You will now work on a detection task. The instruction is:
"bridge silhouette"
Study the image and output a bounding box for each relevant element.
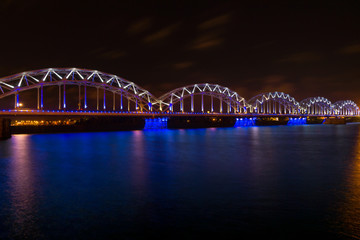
[0,68,358,117]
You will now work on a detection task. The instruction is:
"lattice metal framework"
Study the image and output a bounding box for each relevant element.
[333,100,359,116]
[0,68,157,111]
[248,92,301,114]
[156,83,247,113]
[300,97,334,115]
[0,68,359,116]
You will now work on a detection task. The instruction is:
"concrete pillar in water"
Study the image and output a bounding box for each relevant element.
[0,118,11,139]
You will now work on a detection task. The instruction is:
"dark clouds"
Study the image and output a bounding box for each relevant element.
[0,0,359,103]
[143,23,180,43]
[279,52,322,63]
[173,62,194,70]
[128,18,152,35]
[340,44,360,55]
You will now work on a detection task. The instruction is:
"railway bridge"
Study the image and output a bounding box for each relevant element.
[0,68,358,137]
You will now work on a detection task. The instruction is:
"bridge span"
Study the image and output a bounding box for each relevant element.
[0,109,342,118]
[0,68,358,137]
[0,68,358,116]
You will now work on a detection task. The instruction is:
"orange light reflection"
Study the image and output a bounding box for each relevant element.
[9,134,40,238]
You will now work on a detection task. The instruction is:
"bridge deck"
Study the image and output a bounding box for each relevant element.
[0,109,347,118]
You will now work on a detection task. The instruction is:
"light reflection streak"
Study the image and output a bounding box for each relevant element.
[336,128,360,239]
[130,130,148,196]
[9,134,40,238]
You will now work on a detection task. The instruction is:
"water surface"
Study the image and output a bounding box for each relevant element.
[1,124,360,239]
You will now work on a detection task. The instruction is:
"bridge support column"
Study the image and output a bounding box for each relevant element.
[279,103,281,114]
[273,100,276,114]
[14,91,18,109]
[191,95,194,112]
[103,88,106,110]
[58,85,61,110]
[96,87,99,111]
[120,92,123,110]
[201,94,204,113]
[128,99,130,111]
[78,85,81,110]
[41,84,44,109]
[113,91,115,111]
[220,97,222,113]
[63,83,66,109]
[38,87,41,110]
[170,95,173,112]
[211,96,213,112]
[180,98,183,112]
[84,85,87,109]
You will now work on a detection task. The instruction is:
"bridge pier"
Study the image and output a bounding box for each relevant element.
[323,117,346,124]
[306,116,326,124]
[167,116,236,129]
[255,116,289,126]
[0,118,11,139]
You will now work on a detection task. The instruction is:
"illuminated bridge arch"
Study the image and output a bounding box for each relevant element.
[248,92,301,115]
[300,97,334,115]
[156,83,247,113]
[333,100,359,116]
[0,68,157,111]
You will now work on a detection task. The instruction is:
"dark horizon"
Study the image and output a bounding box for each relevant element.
[0,0,359,101]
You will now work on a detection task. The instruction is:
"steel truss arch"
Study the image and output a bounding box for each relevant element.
[156,83,247,113]
[0,68,157,111]
[300,97,334,115]
[248,92,301,114]
[0,68,359,116]
[333,100,359,116]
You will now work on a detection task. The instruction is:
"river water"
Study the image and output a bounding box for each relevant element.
[0,124,360,239]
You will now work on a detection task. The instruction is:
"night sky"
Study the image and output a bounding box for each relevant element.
[0,0,359,102]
